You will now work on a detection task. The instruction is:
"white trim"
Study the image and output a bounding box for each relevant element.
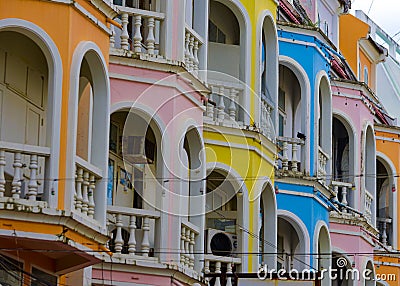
[67,41,110,228]
[0,18,63,209]
[256,9,279,128]
[279,55,311,173]
[206,162,251,270]
[376,152,398,249]
[315,70,332,183]
[376,136,400,143]
[277,209,311,267]
[211,0,252,124]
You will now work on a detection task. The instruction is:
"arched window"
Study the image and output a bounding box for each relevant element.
[364,66,369,85]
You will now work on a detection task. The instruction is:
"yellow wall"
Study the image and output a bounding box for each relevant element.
[204,0,278,272]
[339,14,369,76]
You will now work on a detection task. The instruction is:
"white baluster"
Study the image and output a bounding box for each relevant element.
[11,152,22,199]
[146,17,155,55]
[214,261,222,286]
[75,168,83,211]
[228,88,238,121]
[141,216,150,256]
[181,226,186,266]
[189,231,195,269]
[133,15,143,53]
[381,221,387,246]
[128,215,137,254]
[88,174,95,218]
[185,228,190,266]
[226,263,233,286]
[207,86,217,120]
[184,32,191,68]
[204,260,210,285]
[189,36,195,71]
[0,150,5,198]
[120,13,129,50]
[81,171,89,215]
[27,154,38,201]
[193,39,200,72]
[114,214,124,254]
[217,86,225,122]
[333,185,339,205]
[110,24,115,48]
[291,143,299,172]
[341,186,348,212]
[265,104,272,138]
[282,142,289,172]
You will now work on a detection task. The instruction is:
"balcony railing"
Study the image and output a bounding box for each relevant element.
[111,6,165,57]
[276,136,305,174]
[0,141,50,211]
[205,80,244,127]
[180,221,200,270]
[107,205,160,260]
[74,156,103,219]
[317,146,329,182]
[364,190,373,222]
[184,25,204,76]
[331,181,352,211]
[260,99,275,141]
[204,255,241,286]
[377,217,392,247]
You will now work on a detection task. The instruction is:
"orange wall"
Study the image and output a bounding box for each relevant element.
[339,14,369,75]
[360,50,372,83]
[376,129,400,248]
[0,0,110,210]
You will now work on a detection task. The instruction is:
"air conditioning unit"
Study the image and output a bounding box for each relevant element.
[205,229,238,257]
[122,136,153,164]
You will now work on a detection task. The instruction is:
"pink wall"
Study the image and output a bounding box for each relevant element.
[93,269,177,286]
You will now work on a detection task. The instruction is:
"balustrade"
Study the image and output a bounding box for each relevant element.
[74,156,103,219]
[0,141,50,209]
[107,205,160,258]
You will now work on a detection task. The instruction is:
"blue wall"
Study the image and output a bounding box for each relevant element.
[278,30,332,176]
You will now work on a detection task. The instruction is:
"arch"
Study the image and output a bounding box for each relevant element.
[258,179,277,268]
[315,70,332,183]
[208,0,252,124]
[67,41,110,226]
[376,152,398,248]
[331,250,356,286]
[256,10,279,128]
[277,209,311,268]
[205,162,250,268]
[0,18,63,209]
[363,259,375,286]
[332,111,358,208]
[279,55,311,173]
[364,123,376,225]
[313,221,331,286]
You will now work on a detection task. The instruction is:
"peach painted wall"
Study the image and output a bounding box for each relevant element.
[339,14,369,75]
[0,0,110,210]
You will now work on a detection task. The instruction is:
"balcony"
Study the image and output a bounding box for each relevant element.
[331,181,353,211]
[180,221,200,271]
[377,217,392,247]
[204,80,244,128]
[276,136,305,176]
[111,6,165,58]
[0,141,50,211]
[260,99,275,141]
[73,156,104,220]
[107,205,160,264]
[204,255,241,286]
[317,146,329,184]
